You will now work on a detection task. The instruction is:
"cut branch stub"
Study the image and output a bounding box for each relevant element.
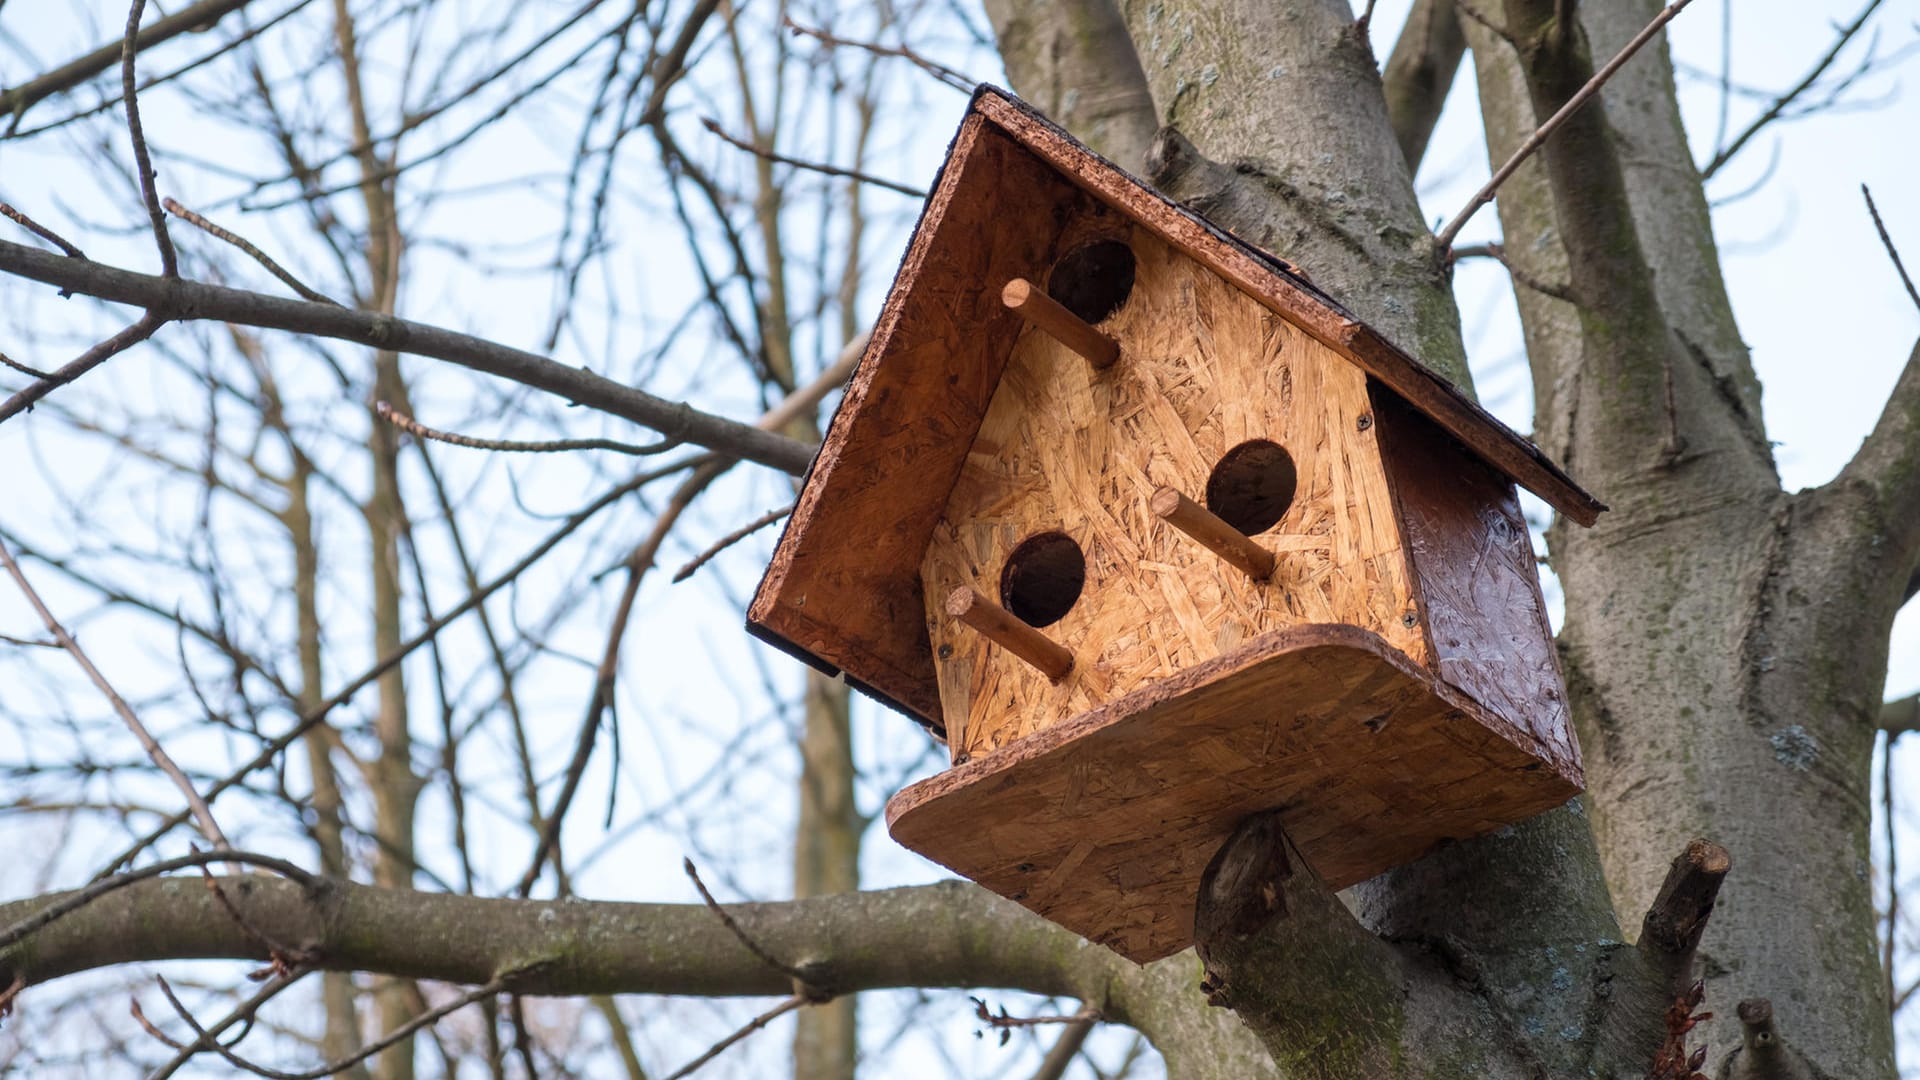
[1641,838,1731,957]
[1001,278,1120,369]
[946,586,1074,681]
[1151,486,1277,581]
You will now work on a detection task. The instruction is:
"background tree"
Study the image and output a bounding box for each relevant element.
[0,0,1915,1077]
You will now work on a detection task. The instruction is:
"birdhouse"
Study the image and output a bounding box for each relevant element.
[748,88,1605,963]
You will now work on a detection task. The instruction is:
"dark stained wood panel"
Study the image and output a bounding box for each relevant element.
[886,625,1581,963]
[748,115,1105,729]
[1371,387,1583,774]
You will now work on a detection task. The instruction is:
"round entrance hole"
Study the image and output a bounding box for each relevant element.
[999,531,1087,628]
[1046,239,1137,324]
[1206,439,1298,535]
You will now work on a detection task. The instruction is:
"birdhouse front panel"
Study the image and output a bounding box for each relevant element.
[920,219,1427,761]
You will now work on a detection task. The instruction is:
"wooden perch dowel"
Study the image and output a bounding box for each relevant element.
[1151,486,1276,581]
[1001,278,1119,369]
[946,586,1074,681]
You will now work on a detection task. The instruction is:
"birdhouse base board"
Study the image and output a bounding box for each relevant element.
[884,625,1579,963]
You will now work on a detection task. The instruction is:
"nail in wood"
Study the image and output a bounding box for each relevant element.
[1001,278,1120,369]
[1151,486,1277,582]
[946,586,1075,681]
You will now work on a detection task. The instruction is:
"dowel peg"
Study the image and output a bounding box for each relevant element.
[1001,278,1120,369]
[946,586,1075,682]
[1151,486,1277,582]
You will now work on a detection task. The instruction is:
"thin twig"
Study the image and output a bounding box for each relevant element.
[91,458,705,877]
[155,964,544,1080]
[0,353,59,381]
[1453,0,1513,43]
[684,858,810,985]
[0,539,229,852]
[0,309,164,420]
[1451,242,1575,301]
[145,966,307,1079]
[375,400,675,455]
[122,0,178,277]
[1701,0,1885,179]
[1863,184,1920,315]
[1887,730,1900,1016]
[661,995,807,1080]
[1028,1003,1101,1080]
[0,203,85,258]
[1356,0,1381,42]
[1435,0,1700,253]
[162,197,338,304]
[700,118,926,197]
[672,502,793,583]
[782,17,973,92]
[973,997,1104,1031]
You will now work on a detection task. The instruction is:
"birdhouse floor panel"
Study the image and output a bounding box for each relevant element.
[884,624,1579,963]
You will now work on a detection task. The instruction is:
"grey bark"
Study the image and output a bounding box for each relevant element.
[1462,1,1902,1075]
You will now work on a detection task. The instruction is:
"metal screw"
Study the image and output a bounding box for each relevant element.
[1357,414,1373,431]
[1402,612,1418,628]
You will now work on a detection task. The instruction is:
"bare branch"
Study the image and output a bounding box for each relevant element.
[122,0,179,277]
[782,17,974,93]
[671,502,793,583]
[661,995,807,1080]
[0,202,86,259]
[0,539,229,851]
[1452,241,1575,301]
[0,0,258,128]
[1434,0,1700,253]
[700,117,927,198]
[1027,1004,1100,1080]
[0,240,816,474]
[1637,839,1731,991]
[1382,0,1466,172]
[375,401,675,456]
[1863,185,1920,315]
[1885,693,1919,735]
[162,197,338,304]
[0,309,165,419]
[1700,0,1887,179]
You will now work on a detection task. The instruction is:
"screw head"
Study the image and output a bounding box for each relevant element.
[1357,414,1373,431]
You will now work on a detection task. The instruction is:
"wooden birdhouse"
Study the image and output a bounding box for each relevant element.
[748,88,1605,963]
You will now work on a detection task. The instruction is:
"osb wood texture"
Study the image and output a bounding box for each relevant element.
[922,220,1426,761]
[886,625,1582,963]
[748,114,1107,729]
[971,91,1603,527]
[1373,388,1583,775]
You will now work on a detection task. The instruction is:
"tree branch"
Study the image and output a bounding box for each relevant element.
[981,0,1158,172]
[0,239,816,475]
[1884,693,1919,735]
[1835,338,1920,601]
[1382,0,1466,173]
[0,0,258,129]
[1637,838,1732,992]
[0,877,1078,1010]
[1434,0,1698,253]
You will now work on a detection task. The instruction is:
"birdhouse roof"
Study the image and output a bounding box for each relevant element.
[748,86,1603,737]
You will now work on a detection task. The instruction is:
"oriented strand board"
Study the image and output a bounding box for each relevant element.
[885,625,1581,963]
[1372,387,1583,775]
[920,222,1425,759]
[970,90,1604,528]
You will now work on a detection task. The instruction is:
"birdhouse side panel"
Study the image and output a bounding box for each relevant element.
[921,223,1428,761]
[1372,388,1582,779]
[749,116,1114,727]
